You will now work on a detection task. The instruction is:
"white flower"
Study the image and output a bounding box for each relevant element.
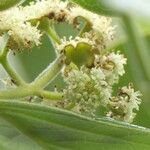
[90,68,112,106]
[0,7,42,50]
[22,0,70,21]
[107,84,142,123]
[57,36,96,52]
[63,67,112,115]
[0,0,114,51]
[95,52,127,84]
[69,5,115,49]
[8,22,41,50]
[107,52,127,76]
[0,0,70,50]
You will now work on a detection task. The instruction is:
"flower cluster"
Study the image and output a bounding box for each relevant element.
[0,7,41,50]
[107,84,142,123]
[0,0,142,123]
[69,6,115,50]
[63,67,111,115]
[59,37,129,117]
[0,0,114,51]
[47,1,140,122]
[60,41,141,122]
[53,21,141,123]
[94,52,127,85]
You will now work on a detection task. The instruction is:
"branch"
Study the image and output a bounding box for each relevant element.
[46,24,61,45]
[0,86,34,99]
[0,85,63,100]
[0,34,26,86]
[36,90,63,100]
[32,55,63,88]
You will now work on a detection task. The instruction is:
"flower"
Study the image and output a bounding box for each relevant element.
[0,0,70,50]
[57,36,96,52]
[107,84,142,123]
[95,52,127,85]
[0,0,114,51]
[22,0,70,22]
[0,0,142,123]
[69,6,115,50]
[0,7,42,50]
[63,67,112,115]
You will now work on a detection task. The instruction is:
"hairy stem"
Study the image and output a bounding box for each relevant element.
[0,34,26,86]
[1,58,26,86]
[0,85,63,100]
[36,90,63,100]
[47,24,61,45]
[32,55,63,88]
[0,32,64,101]
[0,86,34,99]
[39,18,61,45]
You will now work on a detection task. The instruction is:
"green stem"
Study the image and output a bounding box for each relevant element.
[32,55,63,88]
[0,86,35,99]
[39,17,61,46]
[0,50,26,86]
[0,33,26,86]
[47,25,61,45]
[0,85,63,100]
[122,15,150,81]
[36,90,63,100]
[79,22,92,36]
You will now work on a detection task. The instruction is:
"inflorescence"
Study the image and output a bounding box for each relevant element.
[0,0,142,123]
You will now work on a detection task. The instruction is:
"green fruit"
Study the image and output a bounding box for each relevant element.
[64,44,75,65]
[64,42,95,68]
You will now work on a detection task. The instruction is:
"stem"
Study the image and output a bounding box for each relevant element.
[0,33,26,86]
[47,25,61,45]
[39,18,61,45]
[0,32,64,101]
[0,86,35,99]
[122,15,150,81]
[0,84,63,100]
[79,22,92,36]
[36,90,63,100]
[0,49,26,86]
[32,55,63,88]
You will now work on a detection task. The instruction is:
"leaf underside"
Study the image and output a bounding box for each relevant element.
[0,100,149,150]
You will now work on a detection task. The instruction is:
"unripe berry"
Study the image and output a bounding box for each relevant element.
[64,42,94,68]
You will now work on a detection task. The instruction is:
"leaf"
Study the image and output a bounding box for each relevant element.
[0,100,150,150]
[71,0,150,20]
[70,0,113,15]
[0,0,26,11]
[0,117,43,150]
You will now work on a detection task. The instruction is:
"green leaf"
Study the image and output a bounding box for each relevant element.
[70,0,114,15]
[0,0,26,11]
[0,117,43,150]
[71,0,150,20]
[0,100,150,150]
